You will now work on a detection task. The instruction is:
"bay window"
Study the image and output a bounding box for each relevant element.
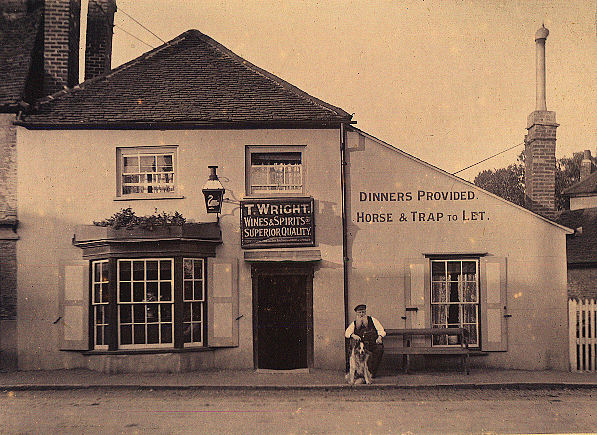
[90,257,205,350]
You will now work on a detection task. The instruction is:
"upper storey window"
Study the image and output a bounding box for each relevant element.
[246,146,304,195]
[117,146,177,198]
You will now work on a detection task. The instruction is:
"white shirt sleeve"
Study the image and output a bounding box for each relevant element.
[372,317,386,337]
[345,322,355,338]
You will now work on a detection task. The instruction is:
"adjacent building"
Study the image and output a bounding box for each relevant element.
[557,150,597,300]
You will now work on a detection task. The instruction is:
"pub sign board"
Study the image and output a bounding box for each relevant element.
[240,197,315,249]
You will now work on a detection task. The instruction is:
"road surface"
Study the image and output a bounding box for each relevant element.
[1,387,596,433]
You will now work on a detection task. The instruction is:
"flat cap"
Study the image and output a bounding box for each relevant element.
[354,304,367,312]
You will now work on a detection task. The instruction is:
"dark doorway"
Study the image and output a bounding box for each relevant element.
[252,265,313,370]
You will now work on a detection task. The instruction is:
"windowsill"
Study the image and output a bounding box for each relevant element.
[114,195,185,201]
[80,346,231,356]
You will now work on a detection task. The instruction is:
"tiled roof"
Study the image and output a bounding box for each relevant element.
[20,30,352,126]
[0,11,41,110]
[562,171,597,197]
[556,207,597,264]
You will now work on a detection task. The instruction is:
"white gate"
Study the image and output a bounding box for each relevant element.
[569,299,597,372]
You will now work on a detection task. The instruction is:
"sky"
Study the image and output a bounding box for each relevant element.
[107,0,596,181]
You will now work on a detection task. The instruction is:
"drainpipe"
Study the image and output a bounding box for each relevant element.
[340,123,350,330]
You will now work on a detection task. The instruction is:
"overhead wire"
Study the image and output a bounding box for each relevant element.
[113,25,156,49]
[452,142,524,175]
[117,7,167,44]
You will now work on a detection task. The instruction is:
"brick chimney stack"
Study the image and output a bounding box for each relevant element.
[580,150,595,181]
[43,0,81,95]
[84,0,116,80]
[524,25,558,219]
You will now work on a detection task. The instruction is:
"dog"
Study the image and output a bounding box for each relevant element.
[346,338,373,385]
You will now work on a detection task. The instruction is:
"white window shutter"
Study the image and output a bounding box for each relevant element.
[480,257,508,351]
[59,260,90,350]
[207,258,239,347]
[404,258,429,345]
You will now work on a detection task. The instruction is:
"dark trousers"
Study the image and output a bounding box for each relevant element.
[345,339,384,377]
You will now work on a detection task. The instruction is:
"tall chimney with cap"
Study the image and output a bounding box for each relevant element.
[580,150,595,181]
[524,25,558,219]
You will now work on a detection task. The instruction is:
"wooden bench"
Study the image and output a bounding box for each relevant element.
[384,328,470,374]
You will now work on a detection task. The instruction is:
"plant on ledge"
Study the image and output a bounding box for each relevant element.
[93,208,186,230]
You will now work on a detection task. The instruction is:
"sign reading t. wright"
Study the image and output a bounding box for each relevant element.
[241,198,315,249]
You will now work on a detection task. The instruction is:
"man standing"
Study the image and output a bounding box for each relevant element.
[345,304,386,377]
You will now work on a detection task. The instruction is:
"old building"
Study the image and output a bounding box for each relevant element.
[0,0,116,369]
[557,150,597,300]
[8,19,572,372]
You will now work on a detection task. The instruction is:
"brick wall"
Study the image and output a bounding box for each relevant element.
[0,114,17,322]
[525,111,558,219]
[0,115,17,222]
[0,240,17,321]
[43,0,81,95]
[84,0,116,80]
[568,267,597,300]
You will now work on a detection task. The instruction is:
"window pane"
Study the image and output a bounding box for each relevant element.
[160,261,172,280]
[463,305,477,323]
[133,261,144,281]
[147,282,158,302]
[194,260,203,279]
[448,263,461,284]
[183,259,193,279]
[94,263,101,283]
[462,261,476,277]
[95,305,104,325]
[194,282,203,301]
[147,324,159,344]
[146,261,158,281]
[448,304,460,325]
[184,281,193,301]
[123,156,138,173]
[133,305,145,323]
[251,152,301,164]
[133,282,144,302]
[96,326,103,345]
[192,302,202,321]
[140,155,156,172]
[94,284,101,304]
[160,282,172,301]
[432,305,447,326]
[431,261,446,282]
[120,325,132,345]
[464,324,478,345]
[161,324,172,343]
[119,261,131,281]
[157,154,173,172]
[122,174,140,184]
[120,305,132,324]
[146,305,158,323]
[448,281,460,302]
[462,282,477,302]
[432,282,446,303]
[119,282,131,302]
[134,325,145,344]
[160,304,172,322]
[183,303,191,323]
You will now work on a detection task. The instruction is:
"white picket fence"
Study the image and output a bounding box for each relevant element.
[569,298,597,372]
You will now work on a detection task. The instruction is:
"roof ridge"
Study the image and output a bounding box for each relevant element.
[33,30,194,109]
[191,30,352,120]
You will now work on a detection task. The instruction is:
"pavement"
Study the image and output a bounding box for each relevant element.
[1,368,597,391]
